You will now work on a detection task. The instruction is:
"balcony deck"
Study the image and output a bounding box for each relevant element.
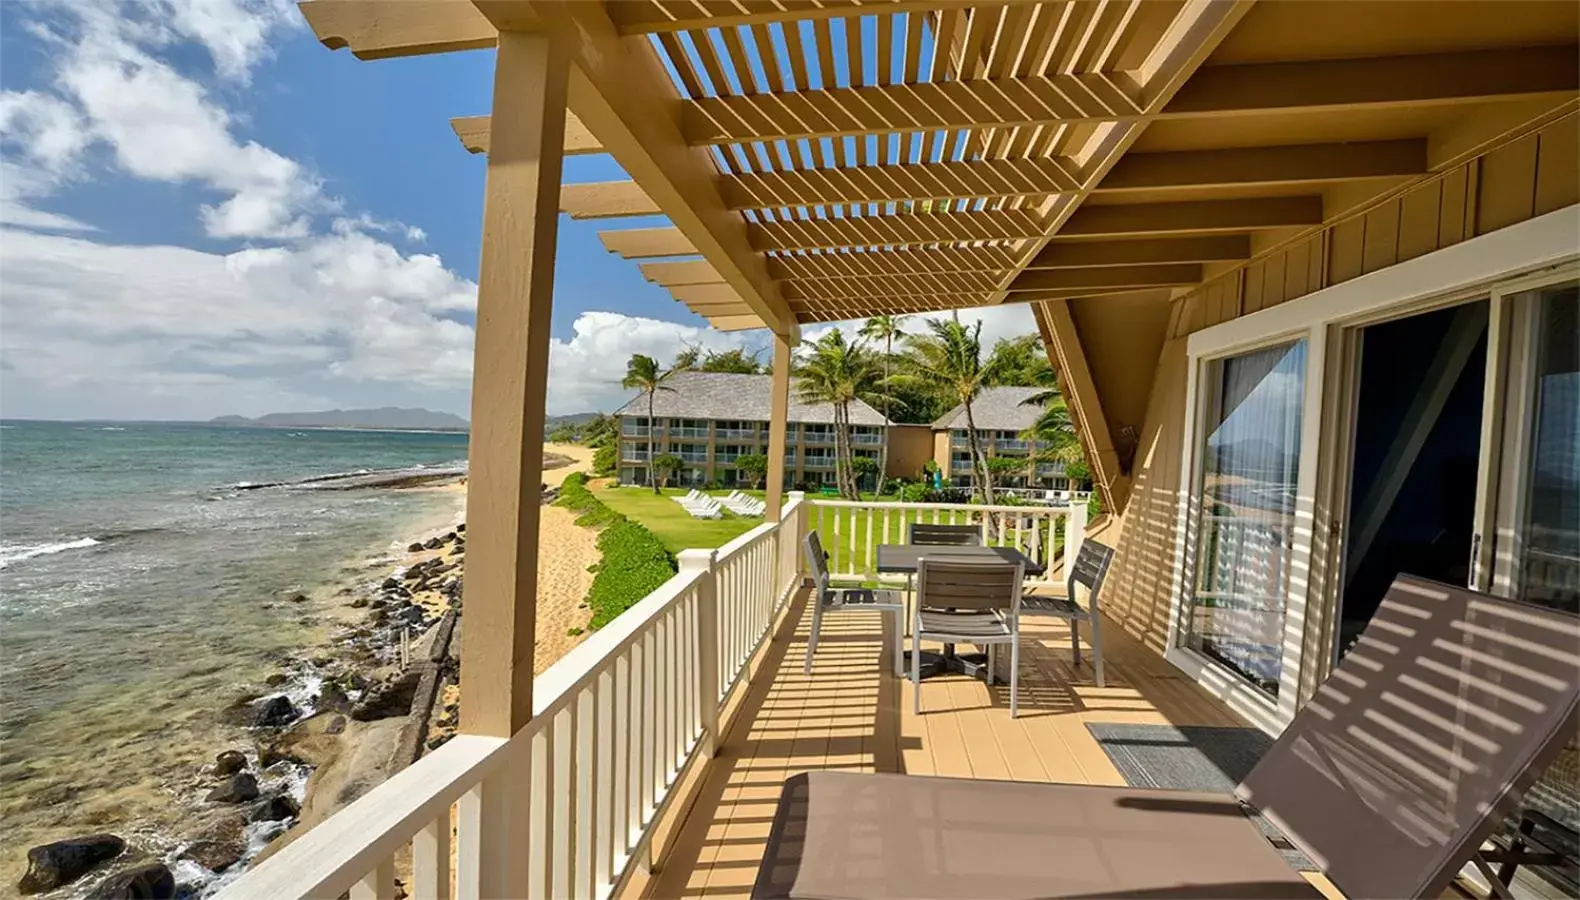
[635,587,1323,900]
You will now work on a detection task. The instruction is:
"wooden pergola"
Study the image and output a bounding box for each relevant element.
[295,4,1580,872]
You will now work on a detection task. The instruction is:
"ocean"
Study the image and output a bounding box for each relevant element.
[0,421,469,892]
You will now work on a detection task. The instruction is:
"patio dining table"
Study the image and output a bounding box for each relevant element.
[876,543,1044,680]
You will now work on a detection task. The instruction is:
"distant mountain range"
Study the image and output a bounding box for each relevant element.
[211,407,469,431]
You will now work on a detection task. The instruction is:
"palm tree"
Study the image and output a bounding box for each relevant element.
[621,354,672,494]
[899,317,998,504]
[1019,390,1085,487]
[859,315,906,495]
[794,331,889,499]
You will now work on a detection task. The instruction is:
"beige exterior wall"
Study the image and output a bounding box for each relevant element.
[1091,113,1580,656]
[884,424,933,479]
[931,429,952,477]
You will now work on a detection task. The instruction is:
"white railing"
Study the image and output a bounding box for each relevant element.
[805,498,1086,587]
[851,432,882,445]
[225,494,808,900]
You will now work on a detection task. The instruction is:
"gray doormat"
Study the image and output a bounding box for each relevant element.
[1086,723,1314,871]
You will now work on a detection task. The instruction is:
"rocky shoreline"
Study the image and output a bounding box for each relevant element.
[15,451,585,899]
[13,494,477,899]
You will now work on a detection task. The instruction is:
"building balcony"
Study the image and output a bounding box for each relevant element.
[716,428,759,440]
[800,431,835,445]
[621,424,651,436]
[997,438,1031,452]
[622,450,650,462]
[669,427,711,439]
[676,453,708,464]
[802,456,834,468]
[228,498,1265,900]
[851,432,882,445]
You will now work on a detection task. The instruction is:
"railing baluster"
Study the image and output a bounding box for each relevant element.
[411,813,451,900]
[574,684,597,899]
[611,652,631,874]
[640,628,657,822]
[351,858,396,900]
[864,505,876,581]
[550,708,573,900]
[832,508,842,574]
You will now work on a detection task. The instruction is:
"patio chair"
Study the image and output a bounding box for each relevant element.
[908,522,981,546]
[753,575,1580,900]
[911,557,1025,717]
[802,531,902,677]
[1019,538,1114,687]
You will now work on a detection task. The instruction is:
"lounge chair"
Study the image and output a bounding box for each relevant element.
[753,576,1580,900]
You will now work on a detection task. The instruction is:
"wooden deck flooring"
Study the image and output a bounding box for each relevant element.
[636,587,1274,899]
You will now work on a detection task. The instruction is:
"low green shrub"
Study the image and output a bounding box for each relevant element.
[556,473,677,628]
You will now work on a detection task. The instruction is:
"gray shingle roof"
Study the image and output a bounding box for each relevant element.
[614,371,889,426]
[931,386,1047,431]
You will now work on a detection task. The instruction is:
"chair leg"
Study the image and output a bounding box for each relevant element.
[1010,638,1020,718]
[1088,615,1105,688]
[803,601,822,675]
[891,610,902,677]
[1070,617,1082,668]
[986,643,996,686]
[911,628,922,715]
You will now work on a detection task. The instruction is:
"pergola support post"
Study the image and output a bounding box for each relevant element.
[764,328,798,522]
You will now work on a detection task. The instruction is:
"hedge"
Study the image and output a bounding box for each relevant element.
[557,473,677,628]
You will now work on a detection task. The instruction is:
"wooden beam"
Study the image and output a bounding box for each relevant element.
[1028,235,1249,269]
[710,314,771,332]
[1055,197,1324,239]
[1035,300,1128,513]
[559,181,660,219]
[524,0,796,335]
[1097,140,1428,193]
[298,0,496,60]
[749,209,1047,251]
[459,32,565,747]
[671,283,743,306]
[609,1,1038,36]
[599,226,698,258]
[779,263,1201,300]
[1163,46,1580,118]
[640,259,719,286]
[764,329,796,521]
[1012,263,1202,292]
[451,113,603,155]
[682,74,1140,146]
[720,157,1081,210]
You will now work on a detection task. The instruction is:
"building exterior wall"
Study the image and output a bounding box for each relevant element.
[1093,113,1580,660]
[884,424,933,479]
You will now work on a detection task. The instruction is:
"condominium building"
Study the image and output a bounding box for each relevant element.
[932,386,1070,491]
[614,372,931,488]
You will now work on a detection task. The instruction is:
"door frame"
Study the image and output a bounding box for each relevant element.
[1169,206,1579,734]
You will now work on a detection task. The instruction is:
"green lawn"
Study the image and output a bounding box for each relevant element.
[592,485,761,553]
[806,502,1067,578]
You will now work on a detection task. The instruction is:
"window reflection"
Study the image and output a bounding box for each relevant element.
[1186,340,1308,696]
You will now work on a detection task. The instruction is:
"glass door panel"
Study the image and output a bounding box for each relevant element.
[1516,283,1580,612]
[1185,339,1309,696]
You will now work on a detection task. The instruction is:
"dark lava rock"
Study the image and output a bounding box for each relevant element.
[381,577,400,590]
[350,597,369,609]
[205,772,259,804]
[263,672,288,686]
[423,537,442,550]
[456,523,465,533]
[250,695,298,728]
[213,750,247,777]
[315,681,352,714]
[325,714,347,735]
[442,531,457,543]
[370,598,387,610]
[89,863,174,899]
[408,542,425,553]
[351,670,420,721]
[17,834,125,895]
[397,606,426,626]
[182,838,242,873]
[216,693,262,726]
[287,593,309,604]
[256,742,301,769]
[247,793,301,824]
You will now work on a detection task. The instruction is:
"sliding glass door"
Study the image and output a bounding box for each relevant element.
[1183,340,1309,697]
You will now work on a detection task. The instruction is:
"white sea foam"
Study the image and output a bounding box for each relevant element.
[0,537,101,569]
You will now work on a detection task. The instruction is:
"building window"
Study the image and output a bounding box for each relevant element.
[1183,338,1308,697]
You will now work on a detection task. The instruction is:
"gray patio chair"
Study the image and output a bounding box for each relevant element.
[1020,538,1114,687]
[911,557,1025,717]
[907,522,982,546]
[802,531,902,677]
[754,575,1580,900]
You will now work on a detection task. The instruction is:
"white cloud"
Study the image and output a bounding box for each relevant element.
[0,225,480,418]
[801,305,1037,355]
[544,312,763,415]
[2,0,319,239]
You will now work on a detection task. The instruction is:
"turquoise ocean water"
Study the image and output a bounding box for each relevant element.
[0,421,469,888]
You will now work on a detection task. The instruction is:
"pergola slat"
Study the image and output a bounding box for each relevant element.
[599,227,699,258]
[749,209,1049,250]
[560,181,661,219]
[1054,197,1324,238]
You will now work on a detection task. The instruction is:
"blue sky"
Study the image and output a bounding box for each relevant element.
[0,0,1032,421]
